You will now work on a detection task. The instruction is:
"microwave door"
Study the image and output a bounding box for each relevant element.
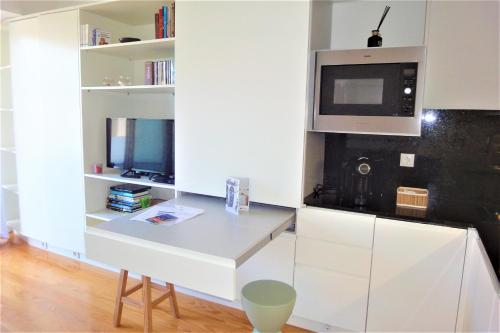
[319,63,404,117]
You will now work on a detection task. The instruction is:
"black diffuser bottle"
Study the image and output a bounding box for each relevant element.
[367,6,390,48]
[367,30,383,47]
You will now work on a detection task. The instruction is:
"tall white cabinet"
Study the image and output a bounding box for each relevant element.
[175,1,310,208]
[10,10,85,252]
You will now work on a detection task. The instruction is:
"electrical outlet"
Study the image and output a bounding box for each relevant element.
[400,153,415,167]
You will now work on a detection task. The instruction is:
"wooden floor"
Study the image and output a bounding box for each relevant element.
[1,237,309,332]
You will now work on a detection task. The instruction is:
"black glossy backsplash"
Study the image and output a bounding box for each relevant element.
[321,109,500,277]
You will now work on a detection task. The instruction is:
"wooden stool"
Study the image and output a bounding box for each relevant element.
[113,269,180,333]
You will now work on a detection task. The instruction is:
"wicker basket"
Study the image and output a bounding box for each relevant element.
[396,187,429,209]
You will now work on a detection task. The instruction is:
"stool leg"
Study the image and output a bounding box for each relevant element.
[167,282,180,318]
[113,269,128,327]
[142,276,153,333]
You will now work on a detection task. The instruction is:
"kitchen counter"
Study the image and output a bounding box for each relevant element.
[304,192,500,279]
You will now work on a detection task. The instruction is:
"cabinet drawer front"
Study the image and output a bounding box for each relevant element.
[294,264,369,332]
[85,229,236,300]
[298,207,375,248]
[296,237,372,278]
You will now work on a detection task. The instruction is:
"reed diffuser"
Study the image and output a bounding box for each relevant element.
[367,6,391,47]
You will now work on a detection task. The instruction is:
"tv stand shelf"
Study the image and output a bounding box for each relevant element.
[84,173,175,190]
[86,209,134,222]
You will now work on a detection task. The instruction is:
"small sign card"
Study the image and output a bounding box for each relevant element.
[225,177,250,214]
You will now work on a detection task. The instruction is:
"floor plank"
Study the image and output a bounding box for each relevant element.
[0,238,310,332]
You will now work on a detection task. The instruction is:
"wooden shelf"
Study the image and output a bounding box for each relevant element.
[82,85,174,94]
[80,38,175,60]
[0,147,16,154]
[2,184,19,195]
[0,65,11,71]
[84,173,175,190]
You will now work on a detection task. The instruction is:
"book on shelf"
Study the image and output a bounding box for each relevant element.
[108,193,152,204]
[80,24,111,46]
[110,183,151,194]
[107,184,152,214]
[108,198,142,208]
[155,3,175,39]
[80,24,94,47]
[145,61,153,85]
[146,59,175,86]
[107,203,142,213]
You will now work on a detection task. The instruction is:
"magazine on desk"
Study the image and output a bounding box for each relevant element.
[132,201,204,227]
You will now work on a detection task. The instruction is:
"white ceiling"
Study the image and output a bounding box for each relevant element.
[1,0,94,18]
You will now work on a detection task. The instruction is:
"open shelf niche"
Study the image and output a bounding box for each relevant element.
[79,2,176,226]
[0,22,20,236]
[84,176,174,225]
[79,2,175,89]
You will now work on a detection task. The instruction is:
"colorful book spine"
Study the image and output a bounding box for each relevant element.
[109,193,151,203]
[170,2,175,37]
[145,61,153,85]
[155,13,160,39]
[159,8,164,39]
[109,190,150,198]
[163,6,168,38]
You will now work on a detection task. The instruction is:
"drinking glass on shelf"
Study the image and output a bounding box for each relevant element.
[102,77,115,86]
[117,75,132,86]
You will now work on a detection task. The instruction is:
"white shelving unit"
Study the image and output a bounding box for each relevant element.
[82,84,174,94]
[80,2,176,227]
[81,37,175,59]
[86,209,129,222]
[0,22,20,238]
[0,147,16,154]
[85,173,175,190]
[2,184,19,195]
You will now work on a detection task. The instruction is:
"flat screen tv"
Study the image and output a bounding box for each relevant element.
[106,118,175,181]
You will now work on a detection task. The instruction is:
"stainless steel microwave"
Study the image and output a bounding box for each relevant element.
[313,46,426,136]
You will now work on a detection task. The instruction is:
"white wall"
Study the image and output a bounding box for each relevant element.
[330,0,427,50]
[175,1,310,208]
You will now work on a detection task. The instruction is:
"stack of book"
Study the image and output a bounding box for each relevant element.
[145,59,175,85]
[107,184,152,213]
[80,24,111,47]
[155,3,175,39]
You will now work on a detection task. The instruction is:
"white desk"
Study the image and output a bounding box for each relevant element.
[85,193,295,300]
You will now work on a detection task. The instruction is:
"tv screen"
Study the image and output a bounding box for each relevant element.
[106,118,175,176]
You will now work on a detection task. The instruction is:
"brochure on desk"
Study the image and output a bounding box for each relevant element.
[132,201,204,227]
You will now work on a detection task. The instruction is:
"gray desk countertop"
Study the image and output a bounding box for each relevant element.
[91,193,296,266]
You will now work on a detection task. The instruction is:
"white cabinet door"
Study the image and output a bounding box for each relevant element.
[37,11,85,253]
[424,1,500,110]
[175,1,310,207]
[10,17,49,243]
[294,264,369,332]
[456,229,499,333]
[10,11,84,252]
[236,232,295,300]
[367,218,467,332]
[294,208,374,331]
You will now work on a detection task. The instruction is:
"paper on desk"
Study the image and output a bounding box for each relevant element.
[132,201,204,226]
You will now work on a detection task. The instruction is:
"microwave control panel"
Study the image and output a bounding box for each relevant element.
[400,64,418,117]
